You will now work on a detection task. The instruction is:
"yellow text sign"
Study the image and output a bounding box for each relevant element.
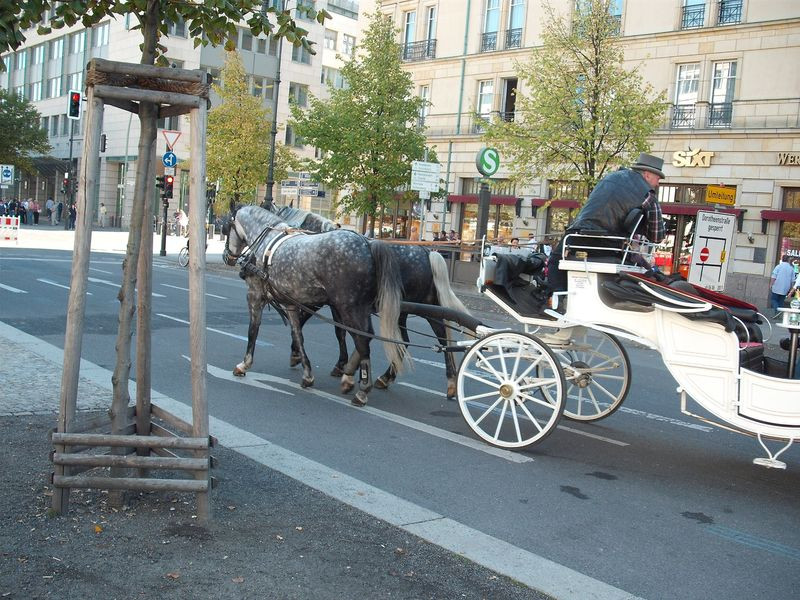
[705,185,736,206]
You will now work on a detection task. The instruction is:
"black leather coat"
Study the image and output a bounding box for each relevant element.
[567,169,651,235]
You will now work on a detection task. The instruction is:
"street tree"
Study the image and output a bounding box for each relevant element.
[207,51,270,216]
[0,89,51,171]
[290,10,429,223]
[1,2,327,437]
[483,0,666,197]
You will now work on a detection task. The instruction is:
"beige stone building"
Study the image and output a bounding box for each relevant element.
[380,0,800,301]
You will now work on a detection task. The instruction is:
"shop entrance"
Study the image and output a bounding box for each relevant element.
[655,213,696,277]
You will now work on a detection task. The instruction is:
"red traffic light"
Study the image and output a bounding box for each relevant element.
[165,175,174,184]
[71,92,80,101]
[67,90,82,120]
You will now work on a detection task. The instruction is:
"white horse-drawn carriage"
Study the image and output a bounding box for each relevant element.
[455,229,800,469]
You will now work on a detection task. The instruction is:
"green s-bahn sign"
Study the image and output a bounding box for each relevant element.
[476,147,500,177]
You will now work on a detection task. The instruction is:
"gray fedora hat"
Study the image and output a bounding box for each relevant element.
[631,152,665,179]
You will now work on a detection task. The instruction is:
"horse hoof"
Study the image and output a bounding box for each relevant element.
[446,394,457,402]
[233,367,246,377]
[330,366,344,377]
[301,376,314,388]
[351,391,368,407]
[374,377,388,390]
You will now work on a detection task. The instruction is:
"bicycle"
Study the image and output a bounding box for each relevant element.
[178,240,190,267]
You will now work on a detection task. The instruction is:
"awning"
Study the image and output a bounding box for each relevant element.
[448,194,518,206]
[531,198,581,209]
[760,209,800,233]
[31,156,69,178]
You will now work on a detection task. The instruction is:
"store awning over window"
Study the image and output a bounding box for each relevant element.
[448,194,517,206]
[530,198,581,209]
[760,209,800,223]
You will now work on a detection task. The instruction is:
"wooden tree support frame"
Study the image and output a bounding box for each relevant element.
[52,58,213,519]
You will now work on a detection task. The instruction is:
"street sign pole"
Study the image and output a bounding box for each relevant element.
[476,181,491,243]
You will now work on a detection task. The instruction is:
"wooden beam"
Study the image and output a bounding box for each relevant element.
[94,84,201,108]
[53,453,209,471]
[103,96,139,115]
[89,58,206,84]
[158,104,192,119]
[151,403,193,436]
[53,475,209,493]
[52,432,210,450]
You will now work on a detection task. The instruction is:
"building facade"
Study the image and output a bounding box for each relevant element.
[381,0,800,301]
[0,1,366,228]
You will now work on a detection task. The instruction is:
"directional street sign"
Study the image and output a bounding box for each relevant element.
[411,161,441,192]
[0,165,14,186]
[162,151,177,168]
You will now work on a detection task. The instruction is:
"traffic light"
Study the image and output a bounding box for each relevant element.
[72,179,79,194]
[164,175,174,199]
[67,90,82,120]
[155,175,165,191]
[62,178,69,194]
[100,134,107,153]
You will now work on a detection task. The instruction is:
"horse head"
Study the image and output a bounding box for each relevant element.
[222,204,286,267]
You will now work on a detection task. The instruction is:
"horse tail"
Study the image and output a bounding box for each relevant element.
[370,241,408,374]
[428,251,474,341]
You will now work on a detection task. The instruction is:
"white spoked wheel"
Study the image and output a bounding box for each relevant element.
[456,331,566,450]
[544,329,631,422]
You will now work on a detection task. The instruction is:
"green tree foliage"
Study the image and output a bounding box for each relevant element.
[290,10,429,217]
[483,0,666,196]
[0,89,51,170]
[207,51,271,216]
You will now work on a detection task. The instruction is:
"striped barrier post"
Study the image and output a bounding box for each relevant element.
[0,216,20,244]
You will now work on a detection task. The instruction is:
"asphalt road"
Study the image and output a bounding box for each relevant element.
[2,246,799,599]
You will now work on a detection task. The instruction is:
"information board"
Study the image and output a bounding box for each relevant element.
[687,210,736,291]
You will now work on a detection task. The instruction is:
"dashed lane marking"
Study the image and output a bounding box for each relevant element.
[0,283,27,293]
[156,313,273,347]
[37,278,92,295]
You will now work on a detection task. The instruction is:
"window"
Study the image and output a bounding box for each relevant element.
[481,0,500,51]
[157,115,180,131]
[29,81,42,102]
[342,34,356,57]
[15,51,26,70]
[506,0,524,48]
[322,67,345,89]
[418,85,430,126]
[269,37,279,55]
[62,114,71,135]
[709,60,736,126]
[549,180,588,201]
[48,76,62,98]
[241,30,253,51]
[324,29,337,50]
[681,0,705,29]
[92,22,109,48]
[475,80,494,131]
[403,11,416,46]
[13,85,24,98]
[501,77,517,121]
[718,0,742,25]
[292,44,311,64]
[70,31,86,54]
[285,125,304,148]
[296,0,314,21]
[50,115,60,136]
[33,45,45,64]
[288,82,308,107]
[426,6,437,41]
[167,19,186,37]
[608,0,623,33]
[328,0,359,19]
[252,76,265,98]
[672,63,699,128]
[256,37,267,54]
[68,71,83,91]
[41,116,49,133]
[49,38,64,60]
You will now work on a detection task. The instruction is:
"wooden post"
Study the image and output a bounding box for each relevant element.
[52,88,104,514]
[188,102,210,521]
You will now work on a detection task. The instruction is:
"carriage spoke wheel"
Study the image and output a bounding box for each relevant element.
[542,329,631,422]
[456,331,566,449]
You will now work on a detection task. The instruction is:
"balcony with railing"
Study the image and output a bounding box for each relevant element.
[718,0,743,25]
[707,102,733,127]
[480,31,498,53]
[327,0,359,19]
[681,5,705,29]
[671,105,696,128]
[504,28,522,50]
[401,39,436,62]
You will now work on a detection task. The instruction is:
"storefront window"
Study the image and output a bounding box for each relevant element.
[779,188,800,262]
[457,203,514,243]
[546,207,571,236]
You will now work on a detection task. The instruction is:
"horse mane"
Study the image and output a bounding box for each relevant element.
[275,205,337,232]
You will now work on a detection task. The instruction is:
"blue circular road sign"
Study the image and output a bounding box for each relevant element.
[162,151,177,168]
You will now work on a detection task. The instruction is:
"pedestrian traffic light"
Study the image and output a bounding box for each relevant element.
[155,175,165,191]
[72,179,79,194]
[62,178,69,194]
[164,175,174,199]
[67,90,82,120]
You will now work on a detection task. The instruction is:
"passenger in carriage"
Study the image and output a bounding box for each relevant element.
[546,152,667,294]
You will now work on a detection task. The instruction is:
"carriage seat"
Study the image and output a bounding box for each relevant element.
[563,209,646,264]
[482,252,552,316]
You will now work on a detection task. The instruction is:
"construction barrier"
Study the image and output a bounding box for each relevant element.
[0,216,19,243]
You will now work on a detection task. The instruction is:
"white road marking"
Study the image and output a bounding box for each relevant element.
[0,319,644,600]
[88,267,113,274]
[207,363,532,464]
[37,278,92,295]
[161,283,228,300]
[0,283,27,293]
[156,312,273,347]
[89,276,166,297]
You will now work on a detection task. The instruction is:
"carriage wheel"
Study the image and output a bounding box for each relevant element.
[456,331,566,450]
[543,329,631,422]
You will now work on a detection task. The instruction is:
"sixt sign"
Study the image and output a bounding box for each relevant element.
[672,148,714,168]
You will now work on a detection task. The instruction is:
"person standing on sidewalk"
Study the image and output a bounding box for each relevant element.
[32,199,40,224]
[45,197,55,225]
[99,202,108,228]
[68,203,77,230]
[769,254,794,319]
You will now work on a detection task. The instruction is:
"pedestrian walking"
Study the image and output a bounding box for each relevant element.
[56,201,63,225]
[32,199,40,224]
[68,203,77,230]
[769,254,795,319]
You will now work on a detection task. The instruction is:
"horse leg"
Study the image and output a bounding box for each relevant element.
[374,313,409,390]
[426,316,457,400]
[330,306,349,377]
[290,310,314,368]
[234,283,266,376]
[351,334,373,407]
[339,349,360,395]
[286,307,314,388]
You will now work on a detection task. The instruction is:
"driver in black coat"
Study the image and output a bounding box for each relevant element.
[546,152,667,293]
